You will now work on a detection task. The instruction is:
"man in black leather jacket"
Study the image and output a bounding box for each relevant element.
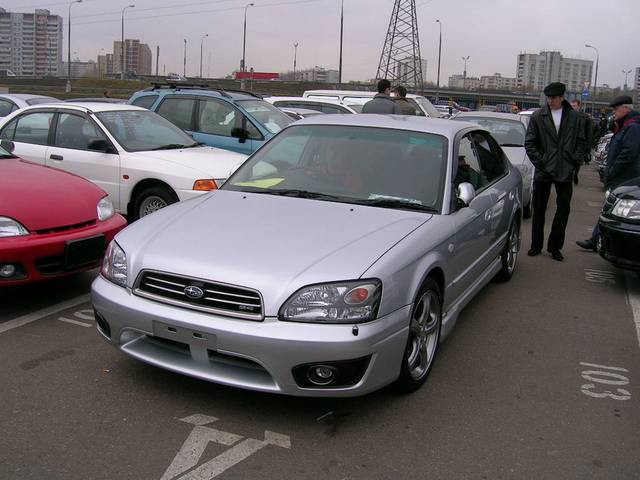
[524,82,588,261]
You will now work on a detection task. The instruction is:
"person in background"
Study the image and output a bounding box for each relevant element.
[510,103,520,114]
[362,79,402,114]
[392,85,418,115]
[103,90,112,98]
[576,95,640,252]
[524,82,588,262]
[570,98,593,184]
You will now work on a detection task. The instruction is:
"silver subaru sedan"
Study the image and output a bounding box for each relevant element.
[92,115,523,397]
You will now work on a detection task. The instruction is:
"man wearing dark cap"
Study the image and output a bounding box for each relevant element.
[362,79,402,114]
[524,82,588,261]
[576,95,640,251]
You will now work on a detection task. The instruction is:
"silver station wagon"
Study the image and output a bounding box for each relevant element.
[92,115,523,397]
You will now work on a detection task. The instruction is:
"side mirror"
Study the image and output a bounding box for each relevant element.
[87,138,115,153]
[231,127,248,144]
[0,139,15,153]
[457,182,476,207]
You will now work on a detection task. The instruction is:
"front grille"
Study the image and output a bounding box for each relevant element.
[134,270,264,321]
[35,220,96,235]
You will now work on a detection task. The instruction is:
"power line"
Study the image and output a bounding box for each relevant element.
[74,0,236,20]
[73,0,324,26]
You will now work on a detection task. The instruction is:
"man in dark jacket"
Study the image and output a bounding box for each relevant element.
[576,95,640,251]
[392,85,418,115]
[362,79,402,114]
[571,99,594,184]
[525,82,588,261]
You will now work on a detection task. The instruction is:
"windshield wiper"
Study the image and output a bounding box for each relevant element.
[259,189,344,201]
[354,198,438,212]
[151,143,187,150]
[500,143,524,148]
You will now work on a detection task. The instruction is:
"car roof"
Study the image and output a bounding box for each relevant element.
[140,85,261,101]
[264,96,347,105]
[455,111,523,121]
[18,102,145,113]
[303,89,427,99]
[0,93,58,101]
[292,114,481,137]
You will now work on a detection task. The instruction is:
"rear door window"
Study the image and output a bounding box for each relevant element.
[131,94,158,109]
[13,112,54,145]
[156,97,196,130]
[0,99,15,117]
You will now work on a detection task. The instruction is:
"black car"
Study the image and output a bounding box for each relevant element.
[598,178,640,271]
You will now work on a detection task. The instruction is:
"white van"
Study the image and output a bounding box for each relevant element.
[302,89,442,117]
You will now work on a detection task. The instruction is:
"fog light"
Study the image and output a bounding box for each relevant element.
[307,365,338,386]
[0,264,16,278]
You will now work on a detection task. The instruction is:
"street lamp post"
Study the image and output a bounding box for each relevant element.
[585,44,599,115]
[462,55,470,81]
[183,38,187,78]
[67,0,82,92]
[200,34,208,78]
[622,69,632,91]
[338,0,344,85]
[293,42,298,81]
[241,3,254,72]
[121,4,135,80]
[435,19,442,102]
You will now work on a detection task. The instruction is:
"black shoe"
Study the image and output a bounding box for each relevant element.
[576,239,597,251]
[548,250,564,261]
[527,248,541,256]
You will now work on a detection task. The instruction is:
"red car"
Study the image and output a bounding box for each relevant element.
[0,141,126,286]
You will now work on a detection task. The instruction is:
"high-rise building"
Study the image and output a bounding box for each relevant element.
[448,74,480,90]
[0,8,63,77]
[634,67,640,92]
[516,51,593,93]
[113,39,152,76]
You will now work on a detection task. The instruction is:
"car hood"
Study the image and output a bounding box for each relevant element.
[612,177,640,199]
[501,146,530,167]
[0,159,103,230]
[119,190,432,314]
[133,146,247,178]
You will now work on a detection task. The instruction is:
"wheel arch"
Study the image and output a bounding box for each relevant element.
[127,178,178,218]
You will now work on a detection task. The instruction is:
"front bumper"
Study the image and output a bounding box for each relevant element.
[598,216,640,271]
[0,214,126,286]
[91,276,410,397]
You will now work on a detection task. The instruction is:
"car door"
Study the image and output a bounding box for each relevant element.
[0,110,53,164]
[471,131,515,259]
[45,111,122,210]
[448,133,497,301]
[192,98,257,154]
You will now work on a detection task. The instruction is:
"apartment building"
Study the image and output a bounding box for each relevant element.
[517,51,593,92]
[0,8,63,77]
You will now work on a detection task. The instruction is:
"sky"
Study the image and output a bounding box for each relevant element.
[5,0,640,87]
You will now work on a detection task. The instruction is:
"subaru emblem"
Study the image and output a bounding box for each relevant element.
[184,285,204,299]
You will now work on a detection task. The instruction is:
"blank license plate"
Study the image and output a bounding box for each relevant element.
[64,234,105,270]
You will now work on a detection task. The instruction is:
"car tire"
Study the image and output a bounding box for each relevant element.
[132,186,177,221]
[395,278,442,393]
[495,218,520,282]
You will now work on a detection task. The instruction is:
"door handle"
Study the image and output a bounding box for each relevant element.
[50,154,63,161]
[484,210,492,221]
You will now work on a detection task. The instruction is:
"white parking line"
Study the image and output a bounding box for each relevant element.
[58,317,92,328]
[0,294,90,335]
[624,271,640,349]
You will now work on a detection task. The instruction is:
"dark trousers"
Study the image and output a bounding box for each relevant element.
[531,180,573,252]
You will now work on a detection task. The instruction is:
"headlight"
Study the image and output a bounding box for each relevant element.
[612,199,640,220]
[97,196,115,221]
[101,240,128,287]
[279,280,382,324]
[0,216,29,238]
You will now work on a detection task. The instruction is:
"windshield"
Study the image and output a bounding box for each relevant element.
[96,110,198,152]
[455,117,526,146]
[414,96,442,118]
[236,99,293,134]
[26,97,58,106]
[223,125,447,211]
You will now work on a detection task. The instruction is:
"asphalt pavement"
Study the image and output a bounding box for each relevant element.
[1,164,638,480]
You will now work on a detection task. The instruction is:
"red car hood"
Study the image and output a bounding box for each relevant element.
[0,159,104,231]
